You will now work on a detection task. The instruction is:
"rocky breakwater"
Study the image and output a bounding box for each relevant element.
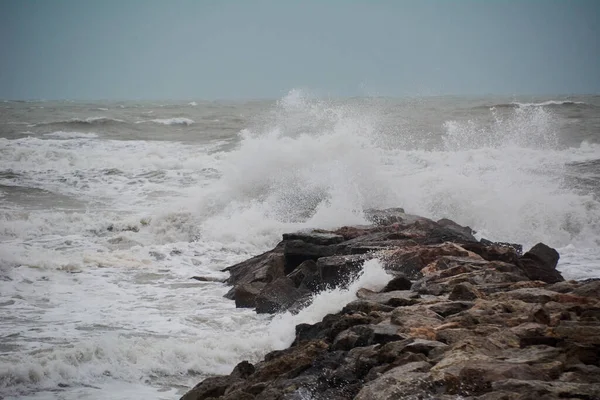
[182,208,600,400]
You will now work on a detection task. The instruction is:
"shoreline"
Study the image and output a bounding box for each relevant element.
[182,208,600,399]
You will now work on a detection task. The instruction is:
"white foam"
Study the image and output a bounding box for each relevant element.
[137,118,195,126]
[188,101,198,106]
[513,100,587,107]
[267,259,392,348]
[192,91,600,254]
[43,131,99,139]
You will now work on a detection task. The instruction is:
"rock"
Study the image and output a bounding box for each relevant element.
[331,323,403,351]
[250,340,329,383]
[354,362,433,400]
[560,364,600,383]
[364,207,407,225]
[293,313,373,345]
[460,241,521,264]
[437,218,477,242]
[518,243,564,284]
[180,375,240,400]
[224,251,285,288]
[283,240,341,273]
[341,300,395,314]
[281,230,345,245]
[286,260,320,291]
[391,305,444,338]
[492,379,600,399]
[572,280,600,297]
[317,254,372,288]
[384,243,476,279]
[233,281,266,308]
[491,288,560,304]
[382,274,412,292]
[231,360,255,379]
[255,277,311,314]
[428,301,475,317]
[448,282,485,301]
[356,288,420,307]
[193,209,599,400]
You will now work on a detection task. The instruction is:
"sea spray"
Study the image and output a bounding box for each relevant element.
[266,259,393,349]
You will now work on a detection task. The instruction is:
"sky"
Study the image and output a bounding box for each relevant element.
[1,0,599,100]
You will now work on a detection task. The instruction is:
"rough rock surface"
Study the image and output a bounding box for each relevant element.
[182,208,599,400]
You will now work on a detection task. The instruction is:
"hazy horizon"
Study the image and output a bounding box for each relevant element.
[2,0,599,100]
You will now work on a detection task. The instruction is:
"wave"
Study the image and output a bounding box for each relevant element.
[38,117,127,128]
[482,100,592,110]
[43,131,99,139]
[136,118,195,126]
[188,102,198,106]
[0,259,390,397]
[190,89,600,255]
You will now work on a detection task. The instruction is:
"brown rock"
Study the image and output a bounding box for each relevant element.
[354,362,433,400]
[251,340,329,383]
[448,282,485,301]
[492,379,600,399]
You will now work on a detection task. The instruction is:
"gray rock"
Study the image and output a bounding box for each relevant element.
[255,277,311,314]
[282,230,345,245]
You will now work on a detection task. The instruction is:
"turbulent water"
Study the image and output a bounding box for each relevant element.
[1,91,599,399]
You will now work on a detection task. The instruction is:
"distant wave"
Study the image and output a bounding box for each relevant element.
[483,100,591,110]
[188,101,198,106]
[38,116,127,127]
[43,131,99,139]
[136,117,195,126]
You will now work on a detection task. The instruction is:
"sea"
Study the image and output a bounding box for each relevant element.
[1,90,599,399]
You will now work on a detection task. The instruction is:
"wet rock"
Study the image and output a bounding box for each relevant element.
[382,274,412,292]
[384,243,475,279]
[518,243,564,284]
[233,281,266,308]
[293,313,372,345]
[364,207,407,225]
[283,240,341,273]
[341,300,395,314]
[180,375,241,400]
[317,254,371,288]
[255,277,310,314]
[281,230,345,245]
[286,260,320,291]
[251,340,329,383]
[224,251,285,289]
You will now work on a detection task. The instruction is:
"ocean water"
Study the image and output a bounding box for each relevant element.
[1,91,599,399]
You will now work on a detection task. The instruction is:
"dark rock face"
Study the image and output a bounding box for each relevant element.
[518,242,564,284]
[181,209,596,400]
[255,277,311,314]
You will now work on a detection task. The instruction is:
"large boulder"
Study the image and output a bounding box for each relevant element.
[518,243,564,283]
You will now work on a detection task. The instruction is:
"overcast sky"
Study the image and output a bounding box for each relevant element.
[1,0,599,100]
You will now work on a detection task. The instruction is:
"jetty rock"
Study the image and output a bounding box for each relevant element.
[182,208,600,400]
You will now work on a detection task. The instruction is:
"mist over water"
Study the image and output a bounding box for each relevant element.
[1,92,599,398]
